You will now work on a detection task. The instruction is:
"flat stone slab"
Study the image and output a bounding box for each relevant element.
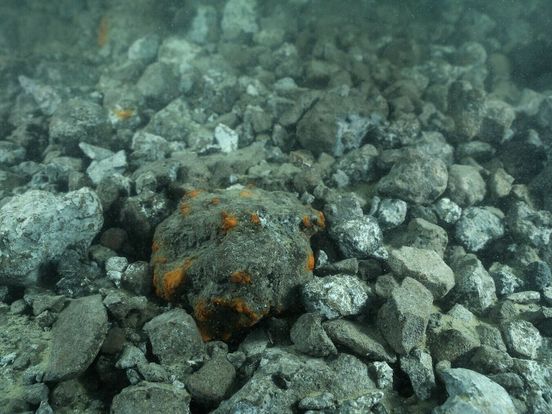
[44,295,108,381]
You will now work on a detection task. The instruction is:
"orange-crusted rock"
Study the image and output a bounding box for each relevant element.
[151,187,325,340]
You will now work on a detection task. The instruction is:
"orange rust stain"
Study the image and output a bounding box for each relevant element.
[186,189,202,198]
[239,189,253,198]
[212,297,264,324]
[152,240,160,253]
[316,210,326,229]
[302,215,312,228]
[160,258,193,300]
[208,197,220,206]
[307,252,315,271]
[221,211,238,233]
[97,16,109,48]
[194,299,212,322]
[113,108,134,120]
[230,271,252,285]
[250,213,261,225]
[152,256,167,265]
[179,202,191,216]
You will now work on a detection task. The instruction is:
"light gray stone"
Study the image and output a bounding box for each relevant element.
[0,188,103,286]
[387,246,454,299]
[434,368,516,414]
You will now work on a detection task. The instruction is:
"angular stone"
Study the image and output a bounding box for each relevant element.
[323,319,396,363]
[449,254,497,314]
[434,368,516,414]
[377,277,433,355]
[302,275,370,320]
[111,382,190,414]
[143,309,205,379]
[455,207,504,252]
[45,295,108,381]
[387,246,455,299]
[501,320,542,359]
[446,164,486,207]
[290,313,337,357]
[378,154,448,204]
[400,348,436,400]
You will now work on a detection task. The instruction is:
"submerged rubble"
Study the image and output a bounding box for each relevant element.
[1,0,552,413]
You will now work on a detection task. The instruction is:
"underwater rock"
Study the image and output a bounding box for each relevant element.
[0,188,103,286]
[150,187,324,340]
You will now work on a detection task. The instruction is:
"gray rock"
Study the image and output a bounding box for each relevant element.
[447,80,486,140]
[489,262,523,297]
[143,309,205,379]
[213,348,379,414]
[45,295,108,381]
[49,98,111,155]
[0,188,103,286]
[525,260,552,291]
[455,206,504,252]
[298,392,336,411]
[449,254,497,314]
[507,201,552,248]
[315,258,358,277]
[323,319,396,363]
[501,320,542,359]
[22,383,49,405]
[488,168,514,198]
[377,277,433,355]
[400,348,436,400]
[136,62,180,108]
[334,144,379,185]
[185,352,236,405]
[130,131,169,166]
[374,274,400,299]
[297,94,385,157]
[369,361,394,389]
[302,275,370,320]
[115,345,147,370]
[121,261,151,296]
[373,198,408,229]
[480,99,515,144]
[447,164,486,207]
[290,313,337,357]
[221,0,258,39]
[329,215,387,260]
[468,345,514,374]
[128,34,160,63]
[387,246,454,299]
[111,382,190,414]
[427,305,481,363]
[214,123,239,153]
[378,153,448,204]
[393,218,449,257]
[434,368,516,414]
[86,150,127,185]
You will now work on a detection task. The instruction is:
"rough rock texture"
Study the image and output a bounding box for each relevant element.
[377,153,448,204]
[302,274,370,320]
[434,368,517,414]
[446,164,486,207]
[143,308,205,379]
[387,246,455,299]
[0,188,103,286]
[151,187,324,340]
[111,382,191,414]
[377,277,434,355]
[44,295,108,381]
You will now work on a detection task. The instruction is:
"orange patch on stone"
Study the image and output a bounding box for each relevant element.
[221,211,238,232]
[250,213,261,225]
[307,252,315,271]
[179,202,191,216]
[229,271,252,285]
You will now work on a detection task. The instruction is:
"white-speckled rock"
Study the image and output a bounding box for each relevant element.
[0,188,103,286]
